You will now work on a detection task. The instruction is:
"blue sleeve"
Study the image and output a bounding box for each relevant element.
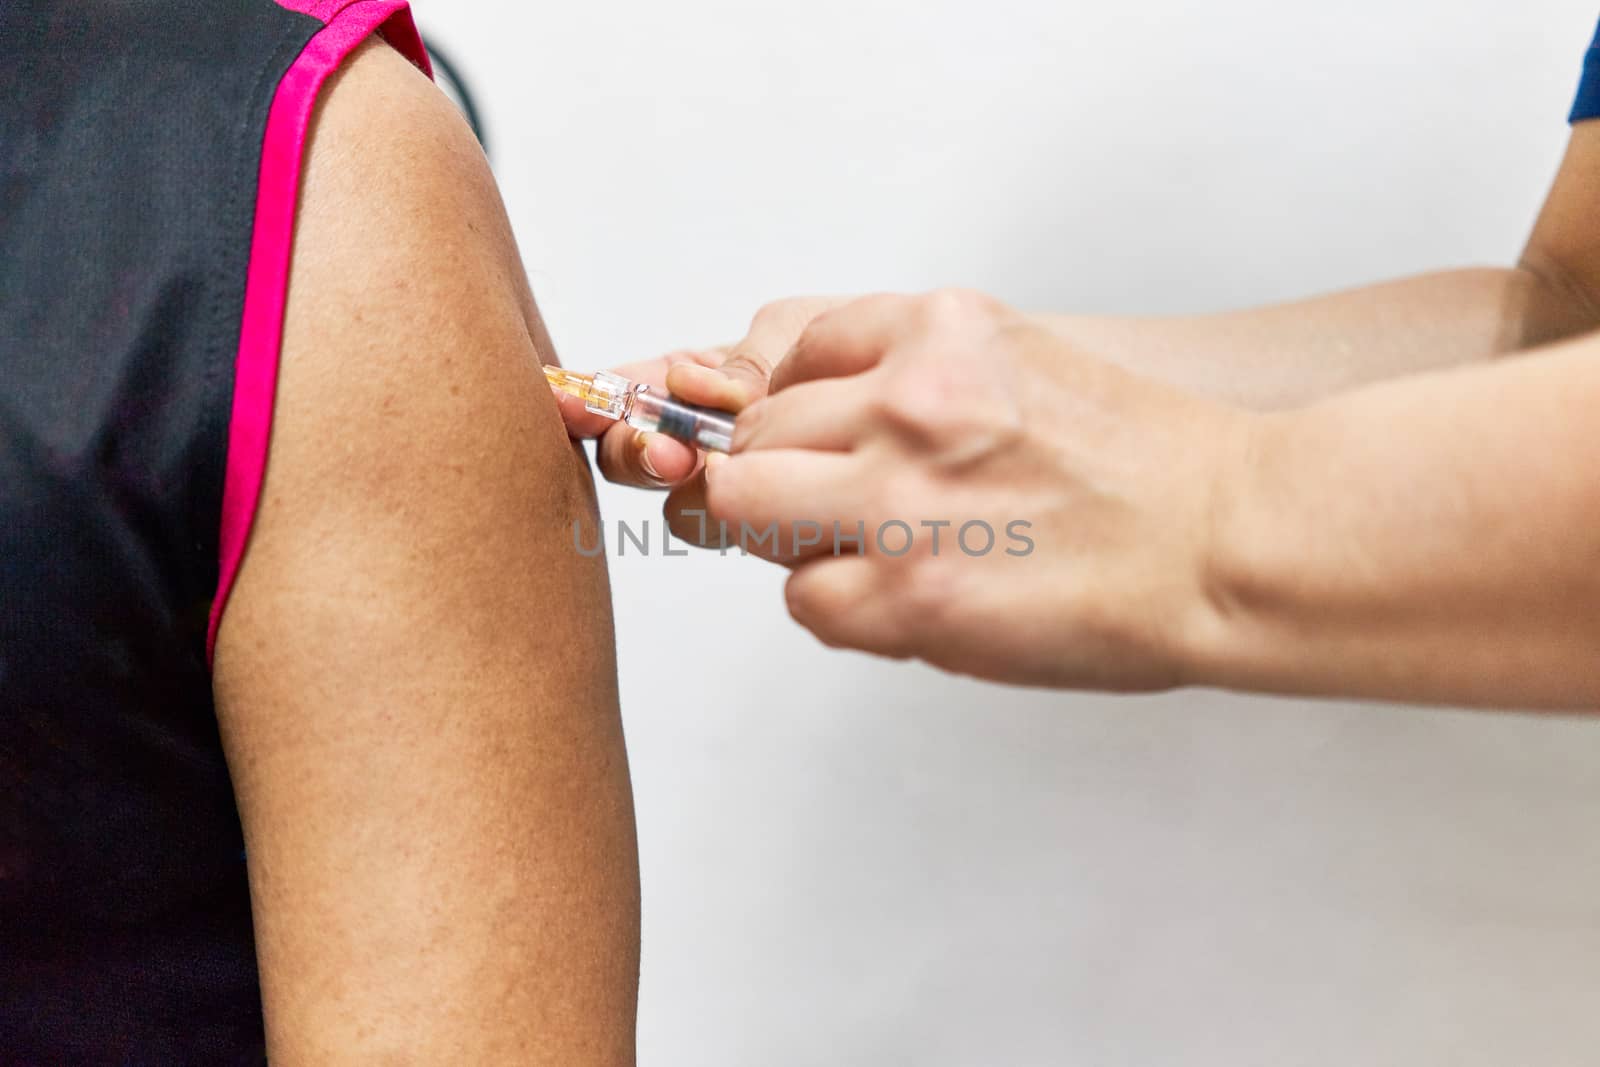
[1571,20,1600,123]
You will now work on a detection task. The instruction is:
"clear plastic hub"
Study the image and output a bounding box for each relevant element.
[585,370,736,453]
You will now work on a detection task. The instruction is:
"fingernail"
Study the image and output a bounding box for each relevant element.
[637,433,665,483]
[703,451,728,483]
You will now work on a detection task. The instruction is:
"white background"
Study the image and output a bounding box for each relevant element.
[420,3,1600,1063]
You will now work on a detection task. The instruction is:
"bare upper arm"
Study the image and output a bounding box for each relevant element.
[211,40,637,1063]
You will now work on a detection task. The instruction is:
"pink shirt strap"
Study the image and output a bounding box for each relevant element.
[207,0,432,662]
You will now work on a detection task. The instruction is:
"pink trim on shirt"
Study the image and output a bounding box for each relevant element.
[207,0,431,661]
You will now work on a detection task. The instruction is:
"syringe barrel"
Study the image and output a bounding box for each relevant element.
[625,386,735,453]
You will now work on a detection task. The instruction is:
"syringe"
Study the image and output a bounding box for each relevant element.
[543,365,736,453]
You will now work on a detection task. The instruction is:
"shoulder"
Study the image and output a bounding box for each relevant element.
[210,31,639,1064]
[219,32,597,663]
[272,36,588,540]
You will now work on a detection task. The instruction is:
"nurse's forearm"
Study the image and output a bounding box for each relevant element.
[1039,265,1600,409]
[1193,331,1600,709]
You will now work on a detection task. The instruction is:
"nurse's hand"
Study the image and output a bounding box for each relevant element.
[553,298,848,491]
[704,290,1260,691]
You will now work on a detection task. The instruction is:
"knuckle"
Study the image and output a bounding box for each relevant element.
[785,571,851,647]
[874,399,930,446]
[805,619,854,653]
[783,571,826,626]
[750,299,790,328]
[875,348,1026,459]
[874,365,960,439]
[789,313,835,358]
[748,298,807,342]
[724,348,773,380]
[773,346,812,390]
[789,319,825,359]
[920,286,969,321]
[917,287,1003,332]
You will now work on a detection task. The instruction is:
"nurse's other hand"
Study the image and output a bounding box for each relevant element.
[706,289,1259,691]
[553,297,847,491]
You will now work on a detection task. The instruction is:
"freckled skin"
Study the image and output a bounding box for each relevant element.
[210,41,638,1063]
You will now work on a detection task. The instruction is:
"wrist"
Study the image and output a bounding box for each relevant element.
[1178,408,1294,693]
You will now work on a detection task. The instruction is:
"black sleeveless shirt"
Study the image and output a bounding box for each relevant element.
[0,1,429,1059]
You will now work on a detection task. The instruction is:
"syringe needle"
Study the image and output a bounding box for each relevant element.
[542,365,736,453]
[542,365,594,403]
